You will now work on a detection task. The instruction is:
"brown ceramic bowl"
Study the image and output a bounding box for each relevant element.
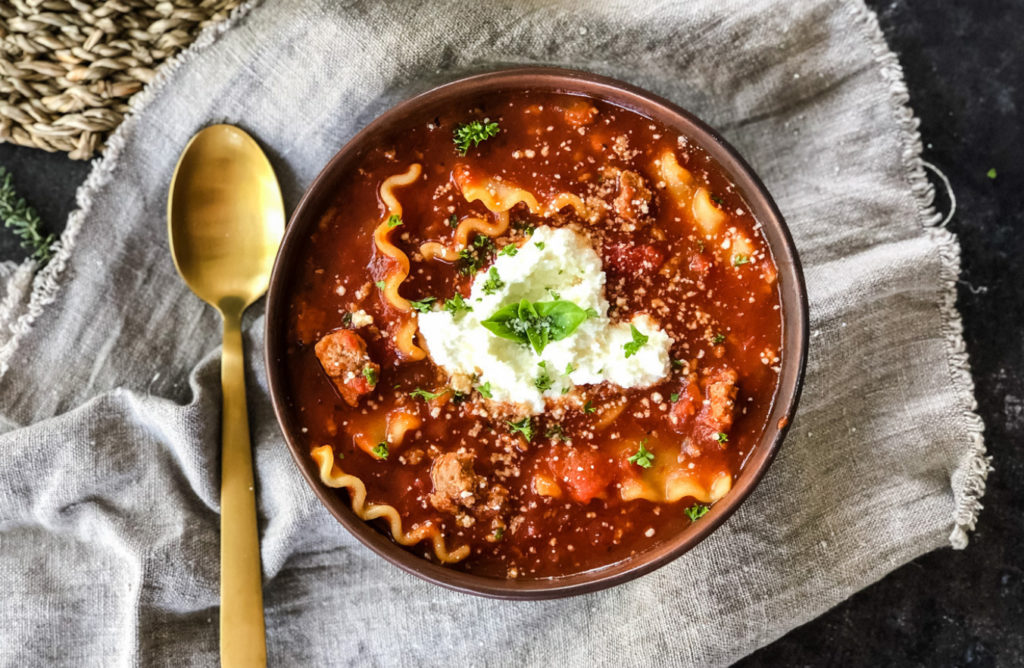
[265,67,808,599]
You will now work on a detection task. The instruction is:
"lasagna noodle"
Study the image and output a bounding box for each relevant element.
[312,445,470,563]
[374,164,427,361]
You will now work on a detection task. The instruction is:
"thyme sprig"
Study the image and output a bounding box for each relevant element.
[0,167,54,263]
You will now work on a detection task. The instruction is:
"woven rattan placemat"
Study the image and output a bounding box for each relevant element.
[0,0,241,160]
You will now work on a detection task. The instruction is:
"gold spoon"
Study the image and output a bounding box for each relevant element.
[168,124,284,667]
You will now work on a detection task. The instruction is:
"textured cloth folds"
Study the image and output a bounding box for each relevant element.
[0,1,986,666]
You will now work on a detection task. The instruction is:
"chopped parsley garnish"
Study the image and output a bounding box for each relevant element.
[453,119,500,155]
[670,392,680,402]
[535,241,546,250]
[477,382,493,399]
[548,288,562,300]
[583,400,596,414]
[712,333,726,345]
[513,220,535,236]
[448,213,459,228]
[535,363,553,391]
[508,417,534,442]
[386,214,402,228]
[499,244,518,257]
[561,386,571,394]
[565,362,576,374]
[375,279,386,289]
[444,292,472,314]
[457,235,496,275]
[482,267,505,295]
[732,254,750,267]
[713,432,729,444]
[409,297,436,313]
[672,359,685,368]
[493,527,504,540]
[481,298,593,354]
[372,442,389,459]
[362,366,377,387]
[545,424,565,441]
[628,441,655,468]
[410,388,443,401]
[987,168,997,180]
[623,324,649,358]
[710,194,724,206]
[684,504,710,521]
[341,312,353,327]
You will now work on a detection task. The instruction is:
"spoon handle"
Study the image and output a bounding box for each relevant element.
[219,310,267,667]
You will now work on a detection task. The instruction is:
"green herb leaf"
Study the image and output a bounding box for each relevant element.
[670,392,680,402]
[477,382,493,398]
[444,292,472,314]
[713,432,729,444]
[565,362,576,375]
[410,388,443,401]
[672,359,684,368]
[386,214,402,228]
[493,527,504,540]
[583,400,596,414]
[535,241,546,250]
[732,254,750,267]
[712,333,726,345]
[373,442,389,459]
[453,119,500,155]
[684,504,710,521]
[628,441,655,468]
[535,363,553,391]
[341,312,354,327]
[548,288,561,300]
[362,366,378,387]
[375,280,387,289]
[0,167,54,263]
[499,244,518,257]
[409,297,436,313]
[508,417,534,442]
[623,324,649,358]
[545,424,565,441]
[710,194,723,206]
[448,213,459,228]
[482,267,505,295]
[481,299,592,354]
[987,168,997,180]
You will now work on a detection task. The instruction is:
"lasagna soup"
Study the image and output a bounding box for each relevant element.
[283,92,783,578]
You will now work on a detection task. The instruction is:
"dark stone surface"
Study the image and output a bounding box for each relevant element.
[0,0,1019,664]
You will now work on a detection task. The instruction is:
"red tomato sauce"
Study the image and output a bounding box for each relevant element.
[279,91,783,579]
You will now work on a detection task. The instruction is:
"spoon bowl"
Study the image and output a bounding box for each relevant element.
[168,124,284,667]
[169,125,284,311]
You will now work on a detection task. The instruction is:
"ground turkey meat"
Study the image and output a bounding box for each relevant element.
[428,452,511,519]
[314,329,379,407]
[613,169,652,221]
[428,452,482,513]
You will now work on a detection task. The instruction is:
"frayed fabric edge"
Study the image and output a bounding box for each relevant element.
[0,0,262,380]
[846,0,990,548]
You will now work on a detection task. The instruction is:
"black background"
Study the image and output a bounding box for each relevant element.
[0,1,1019,664]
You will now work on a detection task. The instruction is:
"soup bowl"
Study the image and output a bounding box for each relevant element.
[265,67,808,599]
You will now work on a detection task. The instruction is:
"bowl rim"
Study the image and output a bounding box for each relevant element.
[264,65,809,600]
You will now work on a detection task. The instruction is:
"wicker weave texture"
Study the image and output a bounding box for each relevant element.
[0,0,241,160]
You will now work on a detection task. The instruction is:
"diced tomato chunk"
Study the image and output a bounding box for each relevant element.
[689,251,712,276]
[550,447,615,503]
[603,243,665,277]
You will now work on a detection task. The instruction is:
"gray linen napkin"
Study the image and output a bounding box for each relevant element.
[0,0,988,665]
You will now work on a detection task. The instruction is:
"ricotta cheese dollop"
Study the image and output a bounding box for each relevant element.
[417,226,672,414]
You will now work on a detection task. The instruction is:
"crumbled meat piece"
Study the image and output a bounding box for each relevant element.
[671,367,738,438]
[613,169,652,221]
[314,329,379,407]
[703,367,739,434]
[449,372,473,395]
[428,452,482,513]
